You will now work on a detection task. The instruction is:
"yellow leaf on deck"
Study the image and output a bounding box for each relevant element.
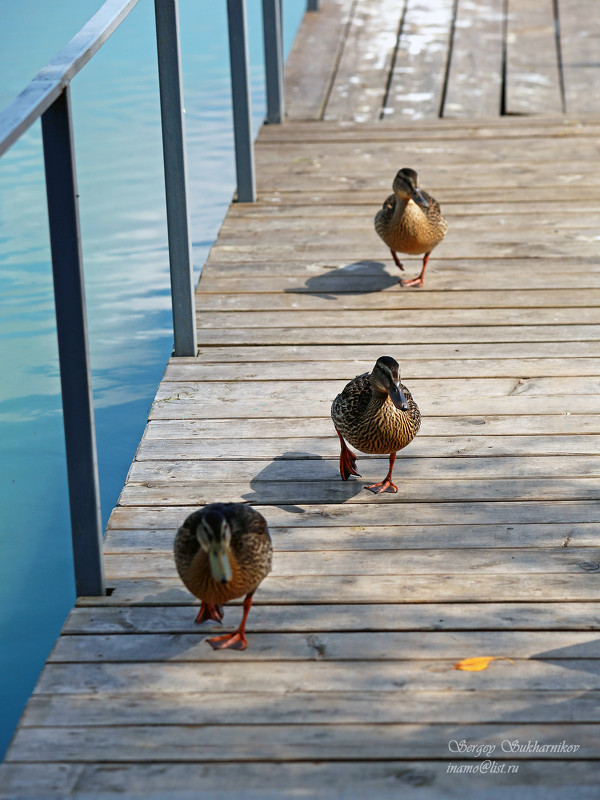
[453,656,515,672]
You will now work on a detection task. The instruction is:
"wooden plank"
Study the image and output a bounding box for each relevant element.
[117,477,600,505]
[190,326,600,346]
[284,0,353,120]
[0,764,83,799]
[323,0,406,122]
[193,308,600,329]
[104,523,600,553]
[443,0,504,117]
[143,415,600,438]
[102,547,600,580]
[133,434,600,461]
[47,630,600,663]
[107,499,600,530]
[252,136,600,166]
[251,149,600,175]
[206,239,600,262]
[2,761,599,799]
[216,237,594,265]
[153,376,572,403]
[383,0,455,120]
[252,136,600,164]
[218,213,600,236]
[31,659,600,695]
[19,689,600,726]
[261,111,600,130]
[251,175,600,198]
[208,242,599,267]
[227,200,600,218]
[256,121,600,141]
[162,357,600,379]
[95,574,600,605]
[255,113,600,135]
[251,139,600,167]
[216,228,600,252]
[187,336,600,360]
[195,270,600,293]
[6,722,600,763]
[505,0,563,114]
[254,185,600,204]
[2,761,599,800]
[126,455,600,483]
[61,602,600,634]
[149,391,600,422]
[195,291,600,312]
[558,0,600,114]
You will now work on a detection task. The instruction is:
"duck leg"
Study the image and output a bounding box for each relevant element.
[336,427,361,480]
[391,249,405,270]
[400,252,430,288]
[207,592,254,651]
[194,601,224,624]
[366,452,398,494]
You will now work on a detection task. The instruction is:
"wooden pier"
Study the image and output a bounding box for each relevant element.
[2,0,600,796]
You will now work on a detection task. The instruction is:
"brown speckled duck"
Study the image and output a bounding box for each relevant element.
[174,503,272,650]
[331,356,421,493]
[375,167,447,287]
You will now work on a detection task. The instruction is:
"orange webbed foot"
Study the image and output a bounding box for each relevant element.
[195,602,224,624]
[365,479,398,494]
[400,253,429,287]
[400,276,424,288]
[207,630,249,651]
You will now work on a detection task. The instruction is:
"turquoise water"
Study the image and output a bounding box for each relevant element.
[0,0,304,758]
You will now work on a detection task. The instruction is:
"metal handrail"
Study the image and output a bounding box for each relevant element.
[0,0,141,157]
[0,0,320,597]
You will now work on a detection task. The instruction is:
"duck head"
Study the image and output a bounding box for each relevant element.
[392,168,429,209]
[370,356,408,411]
[196,509,233,584]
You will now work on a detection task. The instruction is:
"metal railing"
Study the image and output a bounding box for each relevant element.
[0,0,320,597]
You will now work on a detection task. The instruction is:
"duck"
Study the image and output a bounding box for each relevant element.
[174,502,272,650]
[374,167,447,287]
[331,356,421,493]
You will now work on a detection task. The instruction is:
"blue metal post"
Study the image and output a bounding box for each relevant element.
[41,87,105,597]
[227,0,256,202]
[154,0,197,356]
[278,0,284,61]
[263,0,285,123]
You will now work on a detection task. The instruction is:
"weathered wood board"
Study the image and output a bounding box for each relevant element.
[443,0,504,117]
[286,0,597,121]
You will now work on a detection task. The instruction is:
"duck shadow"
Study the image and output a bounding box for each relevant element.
[241,450,367,512]
[285,260,399,300]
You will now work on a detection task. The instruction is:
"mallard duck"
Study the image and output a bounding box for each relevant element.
[174,503,272,650]
[374,167,447,287]
[331,356,421,493]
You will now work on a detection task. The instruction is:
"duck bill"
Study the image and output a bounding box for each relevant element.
[388,382,408,411]
[411,188,429,209]
[208,545,233,584]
